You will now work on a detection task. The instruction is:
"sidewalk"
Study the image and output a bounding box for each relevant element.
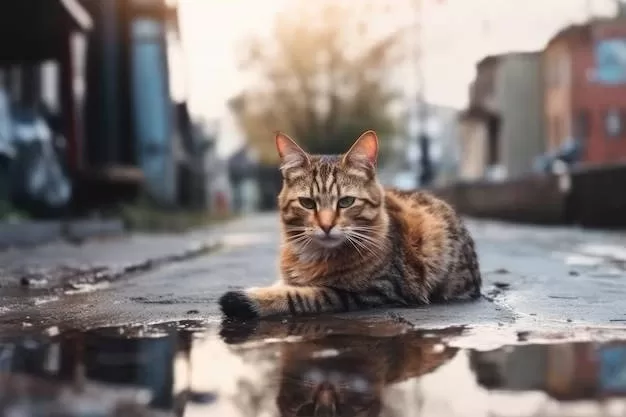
[0,218,127,249]
[0,219,225,319]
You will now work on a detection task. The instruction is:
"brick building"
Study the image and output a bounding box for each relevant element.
[544,18,626,166]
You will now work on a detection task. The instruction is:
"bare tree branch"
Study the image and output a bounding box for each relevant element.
[231,0,403,164]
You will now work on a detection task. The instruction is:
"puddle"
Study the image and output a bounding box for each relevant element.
[0,318,625,417]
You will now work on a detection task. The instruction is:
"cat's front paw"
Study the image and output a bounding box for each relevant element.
[219,318,259,344]
[219,290,259,320]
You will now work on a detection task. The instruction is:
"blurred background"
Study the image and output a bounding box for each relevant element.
[1,0,626,229]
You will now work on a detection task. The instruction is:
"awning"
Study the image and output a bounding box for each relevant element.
[0,0,93,63]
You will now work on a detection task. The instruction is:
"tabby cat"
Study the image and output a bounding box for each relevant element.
[221,318,461,417]
[219,130,481,319]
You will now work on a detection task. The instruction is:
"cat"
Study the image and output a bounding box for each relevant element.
[220,318,461,417]
[219,130,481,319]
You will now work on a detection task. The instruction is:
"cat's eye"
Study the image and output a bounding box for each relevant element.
[298,197,316,209]
[338,196,356,208]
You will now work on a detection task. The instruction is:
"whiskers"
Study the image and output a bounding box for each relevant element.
[282,226,313,252]
[281,224,388,264]
[344,225,389,262]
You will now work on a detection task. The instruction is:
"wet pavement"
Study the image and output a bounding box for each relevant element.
[2,318,626,416]
[0,213,625,416]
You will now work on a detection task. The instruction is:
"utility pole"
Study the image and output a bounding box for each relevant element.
[413,0,433,188]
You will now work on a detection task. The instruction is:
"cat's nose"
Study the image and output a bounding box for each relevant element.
[314,386,336,416]
[320,224,333,234]
[318,209,335,234]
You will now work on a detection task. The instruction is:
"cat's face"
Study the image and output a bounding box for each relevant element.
[276,131,386,254]
[277,354,383,417]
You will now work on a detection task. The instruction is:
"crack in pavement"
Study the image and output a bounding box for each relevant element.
[0,239,223,305]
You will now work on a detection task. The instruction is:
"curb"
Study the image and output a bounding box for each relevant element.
[17,238,223,293]
[0,222,63,249]
[0,219,125,250]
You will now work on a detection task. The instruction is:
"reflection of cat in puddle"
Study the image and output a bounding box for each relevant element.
[222,320,460,417]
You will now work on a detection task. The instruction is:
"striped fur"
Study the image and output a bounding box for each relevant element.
[221,318,461,417]
[219,131,481,319]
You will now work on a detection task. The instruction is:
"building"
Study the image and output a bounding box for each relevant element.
[79,0,185,206]
[380,102,462,190]
[0,0,93,213]
[543,18,626,167]
[416,103,462,187]
[458,106,498,181]
[458,52,545,182]
[4,0,211,214]
[228,146,260,214]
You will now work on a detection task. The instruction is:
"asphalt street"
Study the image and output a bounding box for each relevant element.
[1,213,626,416]
[0,213,624,337]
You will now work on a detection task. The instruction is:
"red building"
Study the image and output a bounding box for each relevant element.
[544,17,626,166]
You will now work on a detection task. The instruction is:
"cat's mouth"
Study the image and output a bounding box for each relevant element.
[313,234,345,248]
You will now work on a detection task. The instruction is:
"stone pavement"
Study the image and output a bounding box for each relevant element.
[0,212,625,336]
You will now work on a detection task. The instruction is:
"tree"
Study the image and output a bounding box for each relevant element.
[230,0,406,165]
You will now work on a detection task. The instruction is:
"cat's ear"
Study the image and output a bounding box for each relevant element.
[275,132,310,172]
[343,130,378,168]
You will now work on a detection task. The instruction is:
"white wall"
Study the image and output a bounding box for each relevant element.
[459,119,488,181]
[496,54,545,179]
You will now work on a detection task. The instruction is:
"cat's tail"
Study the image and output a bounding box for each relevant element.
[219,285,360,319]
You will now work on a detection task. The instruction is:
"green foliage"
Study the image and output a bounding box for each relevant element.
[231,0,405,165]
[0,200,28,221]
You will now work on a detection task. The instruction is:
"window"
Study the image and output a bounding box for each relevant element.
[604,108,624,138]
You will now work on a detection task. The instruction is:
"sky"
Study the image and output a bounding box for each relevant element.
[176,0,619,156]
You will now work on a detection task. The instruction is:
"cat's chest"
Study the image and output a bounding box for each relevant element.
[284,261,330,284]
[281,250,378,286]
